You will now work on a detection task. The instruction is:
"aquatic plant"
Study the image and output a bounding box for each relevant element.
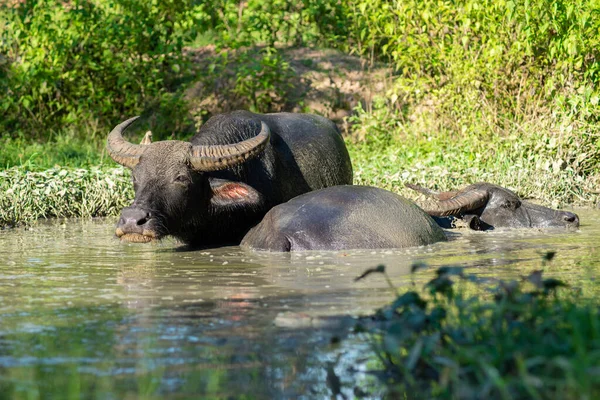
[354,255,600,399]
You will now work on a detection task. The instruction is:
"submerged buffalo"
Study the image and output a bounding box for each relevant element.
[406,182,579,230]
[107,111,353,246]
[241,185,447,251]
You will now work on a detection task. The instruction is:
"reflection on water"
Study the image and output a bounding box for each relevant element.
[0,210,599,398]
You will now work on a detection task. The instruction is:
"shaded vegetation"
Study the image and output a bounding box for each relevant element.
[0,0,200,137]
[353,256,600,399]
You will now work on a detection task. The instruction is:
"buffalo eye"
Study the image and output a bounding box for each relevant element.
[173,174,190,185]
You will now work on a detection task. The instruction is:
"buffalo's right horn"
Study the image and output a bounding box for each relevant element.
[420,187,489,217]
[189,121,270,171]
[107,116,145,169]
[406,183,459,201]
[406,183,443,199]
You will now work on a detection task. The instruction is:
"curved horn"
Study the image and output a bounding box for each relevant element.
[406,183,459,200]
[107,116,144,168]
[420,187,489,217]
[189,121,270,171]
[406,183,440,198]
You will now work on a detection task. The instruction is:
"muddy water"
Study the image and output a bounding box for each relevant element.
[0,210,599,398]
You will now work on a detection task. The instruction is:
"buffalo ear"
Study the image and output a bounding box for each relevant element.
[209,179,262,208]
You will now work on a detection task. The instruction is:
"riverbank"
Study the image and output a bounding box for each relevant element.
[0,166,132,228]
[1,137,594,229]
[2,42,598,229]
[3,0,599,226]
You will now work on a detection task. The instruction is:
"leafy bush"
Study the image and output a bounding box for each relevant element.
[354,259,600,399]
[185,0,346,121]
[188,46,299,122]
[201,0,348,49]
[0,0,204,138]
[345,0,600,89]
[337,0,600,203]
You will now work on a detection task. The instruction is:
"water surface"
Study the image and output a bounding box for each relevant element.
[1,210,599,398]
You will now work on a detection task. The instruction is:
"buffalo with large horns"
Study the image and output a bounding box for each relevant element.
[107,111,353,246]
[406,182,579,230]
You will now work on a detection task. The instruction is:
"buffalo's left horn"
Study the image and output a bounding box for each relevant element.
[189,121,270,171]
[420,187,489,217]
[107,116,145,169]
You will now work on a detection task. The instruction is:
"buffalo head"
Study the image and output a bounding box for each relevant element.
[407,182,579,230]
[107,117,270,243]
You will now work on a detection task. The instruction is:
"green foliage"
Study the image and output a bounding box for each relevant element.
[342,0,600,188]
[0,0,204,137]
[230,48,294,113]
[356,257,600,399]
[0,166,133,227]
[197,47,297,115]
[201,0,348,49]
[346,0,600,87]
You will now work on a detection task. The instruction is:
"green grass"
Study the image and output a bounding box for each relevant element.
[347,122,596,209]
[353,257,600,399]
[0,134,106,170]
[345,94,600,207]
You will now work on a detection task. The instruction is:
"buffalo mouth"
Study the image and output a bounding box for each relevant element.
[115,227,159,243]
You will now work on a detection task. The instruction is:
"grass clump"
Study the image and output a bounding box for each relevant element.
[354,256,600,399]
[0,166,133,228]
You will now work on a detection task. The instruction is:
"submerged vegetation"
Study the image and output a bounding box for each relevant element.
[353,257,600,399]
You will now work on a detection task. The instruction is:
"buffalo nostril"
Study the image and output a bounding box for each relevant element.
[136,212,151,226]
[119,207,152,228]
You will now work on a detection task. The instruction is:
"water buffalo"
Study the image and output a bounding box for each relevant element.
[241,185,447,251]
[107,111,353,246]
[406,182,579,230]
